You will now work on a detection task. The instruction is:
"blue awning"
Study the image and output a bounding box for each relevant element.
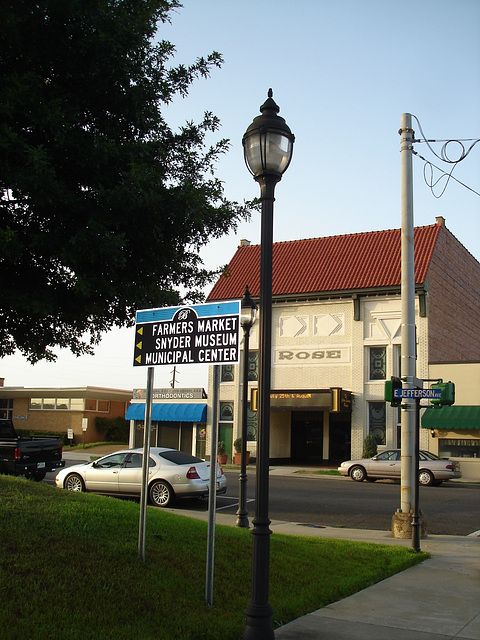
[125,403,207,423]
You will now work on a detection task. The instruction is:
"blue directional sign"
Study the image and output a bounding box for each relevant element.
[393,388,442,399]
[133,300,241,367]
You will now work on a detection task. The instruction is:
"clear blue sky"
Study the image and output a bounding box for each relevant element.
[3,0,479,391]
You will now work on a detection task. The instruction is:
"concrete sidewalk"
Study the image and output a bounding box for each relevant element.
[63,450,479,638]
[273,526,480,640]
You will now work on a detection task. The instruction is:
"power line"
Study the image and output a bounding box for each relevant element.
[412,150,480,198]
[410,115,480,198]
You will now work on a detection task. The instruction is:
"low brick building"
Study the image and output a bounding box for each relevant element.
[0,384,131,444]
[205,217,480,477]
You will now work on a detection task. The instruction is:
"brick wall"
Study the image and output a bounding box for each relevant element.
[11,397,128,444]
[427,225,480,362]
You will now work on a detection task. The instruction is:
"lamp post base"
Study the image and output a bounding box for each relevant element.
[243,603,275,640]
[236,472,249,528]
[392,510,427,539]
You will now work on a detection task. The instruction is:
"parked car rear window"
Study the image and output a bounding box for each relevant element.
[159,451,203,465]
[420,451,441,461]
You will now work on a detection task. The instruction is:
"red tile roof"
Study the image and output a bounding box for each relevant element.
[207,223,442,301]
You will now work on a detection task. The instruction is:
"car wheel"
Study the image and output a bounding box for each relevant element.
[149,480,173,507]
[65,473,85,492]
[350,465,366,482]
[418,469,434,486]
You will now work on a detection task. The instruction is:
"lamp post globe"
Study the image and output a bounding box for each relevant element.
[240,285,258,332]
[236,285,257,529]
[243,88,294,180]
[242,90,294,640]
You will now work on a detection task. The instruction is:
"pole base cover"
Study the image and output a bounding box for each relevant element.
[392,510,427,539]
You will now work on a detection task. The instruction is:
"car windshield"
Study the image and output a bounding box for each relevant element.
[95,453,127,468]
[159,451,203,465]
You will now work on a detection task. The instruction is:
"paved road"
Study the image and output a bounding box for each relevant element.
[218,471,479,536]
[47,463,478,536]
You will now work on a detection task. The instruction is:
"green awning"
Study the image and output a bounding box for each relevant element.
[422,405,480,430]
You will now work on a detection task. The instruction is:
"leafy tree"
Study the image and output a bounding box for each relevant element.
[0,0,250,362]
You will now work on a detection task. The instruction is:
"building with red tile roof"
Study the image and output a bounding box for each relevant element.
[208,223,441,302]
[206,217,480,477]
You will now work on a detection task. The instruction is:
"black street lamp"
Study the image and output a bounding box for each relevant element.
[236,285,257,529]
[242,89,294,640]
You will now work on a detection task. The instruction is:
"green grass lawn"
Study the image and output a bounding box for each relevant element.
[0,475,427,640]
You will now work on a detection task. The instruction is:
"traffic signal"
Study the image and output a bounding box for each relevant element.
[431,381,455,407]
[384,376,402,407]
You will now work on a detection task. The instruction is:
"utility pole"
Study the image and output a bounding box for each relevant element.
[393,113,417,536]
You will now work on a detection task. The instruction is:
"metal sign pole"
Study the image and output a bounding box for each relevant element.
[138,366,154,561]
[399,112,416,517]
[412,396,421,552]
[206,364,220,606]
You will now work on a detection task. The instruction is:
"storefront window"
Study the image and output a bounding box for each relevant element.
[439,438,480,458]
[196,426,206,459]
[97,400,109,412]
[30,397,87,410]
[0,399,13,419]
[85,399,109,412]
[368,401,386,445]
[221,365,235,382]
[220,402,234,422]
[247,351,259,381]
[369,346,386,380]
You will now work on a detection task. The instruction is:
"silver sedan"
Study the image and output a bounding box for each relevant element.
[338,449,461,486]
[55,447,227,506]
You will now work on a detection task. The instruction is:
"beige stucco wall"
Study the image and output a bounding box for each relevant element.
[206,293,431,461]
[426,362,480,481]
[428,363,480,404]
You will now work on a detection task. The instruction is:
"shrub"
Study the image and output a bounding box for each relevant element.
[95,416,129,442]
[362,434,378,458]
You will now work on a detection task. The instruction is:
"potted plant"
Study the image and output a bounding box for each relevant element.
[217,441,228,465]
[233,437,250,466]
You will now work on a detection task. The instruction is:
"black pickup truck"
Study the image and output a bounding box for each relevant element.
[0,419,65,481]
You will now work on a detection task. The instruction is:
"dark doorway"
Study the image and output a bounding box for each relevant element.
[291,411,324,465]
[329,413,351,464]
